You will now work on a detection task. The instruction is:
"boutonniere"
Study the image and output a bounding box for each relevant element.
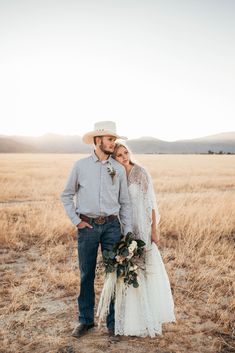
[107,164,116,184]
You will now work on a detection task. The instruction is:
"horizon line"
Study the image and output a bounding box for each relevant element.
[0,130,235,143]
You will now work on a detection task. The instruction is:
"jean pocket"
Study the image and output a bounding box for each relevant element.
[111,217,120,226]
[77,226,93,240]
[77,227,86,241]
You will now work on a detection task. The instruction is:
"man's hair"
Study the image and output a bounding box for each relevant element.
[93,136,102,145]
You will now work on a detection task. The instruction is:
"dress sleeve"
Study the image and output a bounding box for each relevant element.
[143,169,161,225]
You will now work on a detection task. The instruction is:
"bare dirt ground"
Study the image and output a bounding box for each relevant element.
[0,154,234,353]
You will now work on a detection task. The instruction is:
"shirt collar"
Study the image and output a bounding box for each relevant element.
[91,150,99,162]
[91,150,112,164]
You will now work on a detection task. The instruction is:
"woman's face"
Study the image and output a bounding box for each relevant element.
[114,146,130,166]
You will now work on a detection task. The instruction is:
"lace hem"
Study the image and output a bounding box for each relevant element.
[115,317,176,337]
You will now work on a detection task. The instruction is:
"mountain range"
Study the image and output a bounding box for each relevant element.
[0,132,234,154]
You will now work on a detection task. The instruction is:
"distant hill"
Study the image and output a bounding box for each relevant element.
[0,132,234,154]
[127,133,235,154]
[0,137,38,153]
[191,132,235,142]
[13,134,91,153]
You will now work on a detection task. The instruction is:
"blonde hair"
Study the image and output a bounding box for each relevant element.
[112,143,134,165]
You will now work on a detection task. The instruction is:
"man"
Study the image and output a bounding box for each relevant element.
[61,121,132,339]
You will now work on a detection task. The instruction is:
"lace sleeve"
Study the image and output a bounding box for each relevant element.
[128,165,161,225]
[144,170,161,225]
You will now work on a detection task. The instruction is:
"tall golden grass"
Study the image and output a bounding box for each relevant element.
[0,153,234,353]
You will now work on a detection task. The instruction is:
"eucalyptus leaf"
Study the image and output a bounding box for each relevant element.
[103,249,109,258]
[109,251,116,259]
[133,281,139,288]
[121,248,129,257]
[136,239,145,247]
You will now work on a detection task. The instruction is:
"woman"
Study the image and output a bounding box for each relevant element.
[111,143,175,337]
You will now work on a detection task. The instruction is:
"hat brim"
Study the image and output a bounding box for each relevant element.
[82,130,127,144]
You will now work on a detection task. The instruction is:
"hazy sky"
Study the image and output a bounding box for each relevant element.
[0,0,234,141]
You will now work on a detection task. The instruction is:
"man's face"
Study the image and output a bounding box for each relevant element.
[98,136,117,155]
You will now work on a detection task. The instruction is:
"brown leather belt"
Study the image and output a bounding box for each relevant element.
[80,214,118,225]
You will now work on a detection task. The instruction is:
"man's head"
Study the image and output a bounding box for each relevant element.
[94,135,117,155]
[82,121,127,145]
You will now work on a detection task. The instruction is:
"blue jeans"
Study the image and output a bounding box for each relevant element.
[77,218,121,330]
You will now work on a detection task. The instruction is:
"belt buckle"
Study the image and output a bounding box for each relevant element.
[94,216,106,225]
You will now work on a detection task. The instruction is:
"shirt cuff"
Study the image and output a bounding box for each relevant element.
[72,215,81,226]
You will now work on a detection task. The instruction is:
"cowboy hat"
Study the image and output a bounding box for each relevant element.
[82,121,127,144]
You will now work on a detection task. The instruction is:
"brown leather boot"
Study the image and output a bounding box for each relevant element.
[71,323,94,339]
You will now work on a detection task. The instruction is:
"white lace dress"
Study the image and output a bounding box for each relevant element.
[115,164,175,337]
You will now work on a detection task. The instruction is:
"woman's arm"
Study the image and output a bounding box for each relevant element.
[151,209,160,245]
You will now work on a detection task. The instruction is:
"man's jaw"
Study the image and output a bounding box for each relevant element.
[100,144,114,155]
[104,150,112,155]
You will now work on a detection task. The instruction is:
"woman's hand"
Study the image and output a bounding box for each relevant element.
[151,227,160,246]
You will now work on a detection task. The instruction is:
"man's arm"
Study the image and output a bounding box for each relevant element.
[61,162,81,226]
[118,170,132,235]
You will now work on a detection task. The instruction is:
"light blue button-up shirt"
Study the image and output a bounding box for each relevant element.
[61,151,132,234]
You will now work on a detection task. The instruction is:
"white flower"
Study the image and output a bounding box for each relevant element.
[128,240,137,252]
[115,255,125,264]
[126,251,134,260]
[129,265,138,271]
[107,164,116,184]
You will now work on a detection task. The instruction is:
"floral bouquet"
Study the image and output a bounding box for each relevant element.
[107,164,116,184]
[97,232,146,324]
[102,232,146,288]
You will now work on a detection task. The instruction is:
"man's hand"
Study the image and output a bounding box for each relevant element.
[76,221,93,229]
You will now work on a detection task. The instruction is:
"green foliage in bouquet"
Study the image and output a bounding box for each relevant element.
[102,232,146,288]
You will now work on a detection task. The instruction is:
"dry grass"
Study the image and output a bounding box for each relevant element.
[0,153,234,353]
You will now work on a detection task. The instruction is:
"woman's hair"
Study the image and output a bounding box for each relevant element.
[112,143,134,165]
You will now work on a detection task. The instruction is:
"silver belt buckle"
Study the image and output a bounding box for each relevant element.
[94,216,106,225]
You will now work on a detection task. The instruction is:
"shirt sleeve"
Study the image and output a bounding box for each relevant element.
[118,169,133,235]
[60,162,81,226]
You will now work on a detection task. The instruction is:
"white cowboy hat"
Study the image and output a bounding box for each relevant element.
[82,121,127,144]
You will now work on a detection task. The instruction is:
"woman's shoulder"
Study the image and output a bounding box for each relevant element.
[133,164,148,177]
[129,164,150,192]
[130,164,150,183]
